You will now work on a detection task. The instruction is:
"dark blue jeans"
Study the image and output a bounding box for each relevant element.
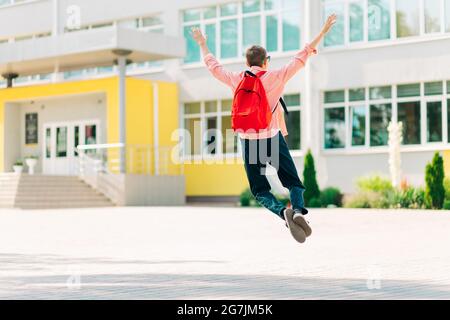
[241,132,308,220]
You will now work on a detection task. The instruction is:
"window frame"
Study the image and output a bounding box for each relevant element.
[181,0,303,66]
[321,0,450,51]
[182,100,243,161]
[182,93,304,161]
[283,93,303,152]
[322,81,450,155]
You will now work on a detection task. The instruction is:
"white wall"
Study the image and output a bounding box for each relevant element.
[0,0,52,38]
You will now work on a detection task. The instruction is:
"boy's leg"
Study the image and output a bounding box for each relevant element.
[241,137,286,219]
[274,133,309,215]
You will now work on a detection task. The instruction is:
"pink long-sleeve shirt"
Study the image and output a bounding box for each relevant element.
[203,45,317,140]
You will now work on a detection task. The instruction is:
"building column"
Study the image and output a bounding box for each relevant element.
[113,50,132,173]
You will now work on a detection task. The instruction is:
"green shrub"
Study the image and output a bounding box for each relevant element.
[356,174,394,195]
[344,192,381,209]
[344,175,394,209]
[425,152,445,209]
[320,187,343,208]
[445,178,450,201]
[309,197,322,208]
[444,200,450,210]
[303,150,320,206]
[240,188,253,207]
[391,187,427,210]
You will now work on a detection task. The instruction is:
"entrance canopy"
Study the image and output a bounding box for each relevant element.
[0,26,186,76]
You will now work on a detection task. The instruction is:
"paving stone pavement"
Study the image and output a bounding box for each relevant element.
[0,207,449,300]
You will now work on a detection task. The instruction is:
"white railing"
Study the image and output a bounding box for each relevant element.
[76,143,183,205]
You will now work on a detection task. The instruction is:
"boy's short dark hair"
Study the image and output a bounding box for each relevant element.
[246,45,268,67]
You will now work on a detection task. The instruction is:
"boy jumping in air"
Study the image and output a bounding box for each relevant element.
[191,14,337,244]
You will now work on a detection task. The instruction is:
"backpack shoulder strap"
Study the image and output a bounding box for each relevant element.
[279,97,289,115]
[245,70,257,78]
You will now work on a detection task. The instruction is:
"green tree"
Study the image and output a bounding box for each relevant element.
[303,150,320,206]
[425,152,445,209]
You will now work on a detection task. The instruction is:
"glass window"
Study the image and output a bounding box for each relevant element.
[427,101,443,142]
[220,3,238,16]
[448,81,450,94]
[350,1,364,42]
[286,111,301,150]
[184,25,200,63]
[448,99,450,141]
[185,102,201,114]
[56,127,68,158]
[398,101,421,145]
[370,86,392,100]
[397,83,421,98]
[205,117,218,155]
[325,90,345,103]
[425,82,443,96]
[446,0,450,32]
[97,66,113,74]
[46,128,51,159]
[221,100,233,112]
[204,6,217,19]
[205,101,218,113]
[351,105,366,146]
[142,16,163,28]
[85,125,97,156]
[424,0,441,34]
[264,0,279,10]
[222,116,238,154]
[74,126,79,157]
[221,19,238,59]
[396,0,420,37]
[368,0,391,41]
[349,88,365,101]
[282,11,301,51]
[185,118,201,155]
[243,0,260,13]
[243,16,261,49]
[183,9,201,22]
[324,107,346,149]
[324,3,345,46]
[284,94,301,107]
[284,94,301,150]
[266,15,278,52]
[370,103,392,146]
[205,24,217,56]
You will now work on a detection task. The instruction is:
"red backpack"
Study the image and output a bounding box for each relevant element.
[232,71,288,133]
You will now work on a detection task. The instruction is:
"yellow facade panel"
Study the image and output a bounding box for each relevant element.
[444,150,450,177]
[184,162,248,196]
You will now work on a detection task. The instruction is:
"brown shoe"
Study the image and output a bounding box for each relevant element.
[293,212,312,238]
[284,209,306,244]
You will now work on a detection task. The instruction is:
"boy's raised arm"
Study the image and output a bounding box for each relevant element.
[273,14,337,84]
[191,27,239,88]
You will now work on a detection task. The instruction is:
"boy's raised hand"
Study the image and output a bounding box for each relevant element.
[191,27,207,46]
[321,14,337,35]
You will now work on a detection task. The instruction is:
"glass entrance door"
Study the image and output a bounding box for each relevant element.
[43,121,100,175]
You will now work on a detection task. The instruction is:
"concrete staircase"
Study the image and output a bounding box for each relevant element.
[0,174,114,209]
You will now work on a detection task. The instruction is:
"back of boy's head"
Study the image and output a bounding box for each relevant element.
[246,45,267,67]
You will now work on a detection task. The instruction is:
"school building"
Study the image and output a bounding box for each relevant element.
[1,0,450,207]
